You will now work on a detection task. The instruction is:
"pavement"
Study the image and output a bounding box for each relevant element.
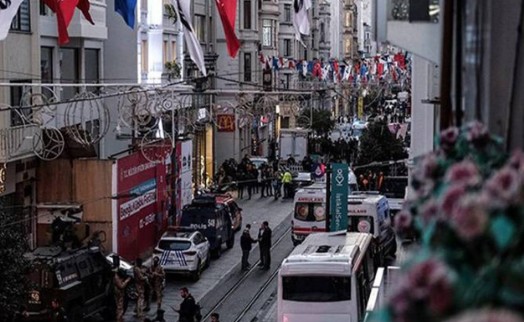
[123,194,295,322]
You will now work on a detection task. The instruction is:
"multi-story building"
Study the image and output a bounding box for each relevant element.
[358,0,377,57]
[342,0,359,60]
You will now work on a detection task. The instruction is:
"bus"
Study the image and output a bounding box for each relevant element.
[277,232,376,322]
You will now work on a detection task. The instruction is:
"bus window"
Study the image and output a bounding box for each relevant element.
[294,203,326,222]
[282,276,351,302]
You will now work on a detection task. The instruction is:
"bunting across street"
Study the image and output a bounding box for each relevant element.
[173,0,207,76]
[0,0,23,41]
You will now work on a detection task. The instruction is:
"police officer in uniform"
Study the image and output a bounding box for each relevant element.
[114,269,131,322]
[149,256,165,312]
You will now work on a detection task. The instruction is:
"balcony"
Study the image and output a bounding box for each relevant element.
[375,0,442,63]
[0,124,40,163]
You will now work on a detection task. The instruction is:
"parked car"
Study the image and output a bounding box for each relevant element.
[180,194,236,258]
[215,193,243,232]
[153,228,210,281]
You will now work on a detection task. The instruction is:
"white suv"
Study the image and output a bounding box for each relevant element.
[154,229,211,281]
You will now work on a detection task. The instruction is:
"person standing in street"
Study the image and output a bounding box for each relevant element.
[258,221,272,270]
[281,170,293,199]
[210,313,220,322]
[240,224,257,270]
[48,298,67,322]
[134,258,148,320]
[114,269,131,322]
[175,287,198,322]
[149,256,166,312]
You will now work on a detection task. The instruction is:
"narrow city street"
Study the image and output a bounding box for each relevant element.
[122,195,295,322]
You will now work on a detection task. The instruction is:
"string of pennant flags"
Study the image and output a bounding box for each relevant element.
[0,0,409,84]
[258,51,411,84]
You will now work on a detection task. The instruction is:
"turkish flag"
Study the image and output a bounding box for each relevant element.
[43,0,94,45]
[215,0,240,58]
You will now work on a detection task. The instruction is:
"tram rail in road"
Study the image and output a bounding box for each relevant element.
[201,225,293,322]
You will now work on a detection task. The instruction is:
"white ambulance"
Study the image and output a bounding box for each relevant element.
[292,189,397,264]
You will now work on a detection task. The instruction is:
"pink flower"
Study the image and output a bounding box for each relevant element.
[508,149,524,174]
[394,210,413,232]
[421,198,439,224]
[428,278,453,313]
[444,160,481,187]
[451,194,489,241]
[414,153,439,182]
[484,166,521,205]
[444,309,524,322]
[465,121,489,146]
[440,127,459,151]
[440,184,467,218]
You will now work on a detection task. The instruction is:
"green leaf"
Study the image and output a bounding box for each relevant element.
[490,215,516,251]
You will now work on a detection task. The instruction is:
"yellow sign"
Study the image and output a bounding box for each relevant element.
[217,114,236,132]
[357,97,364,119]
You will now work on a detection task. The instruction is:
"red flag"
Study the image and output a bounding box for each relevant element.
[44,0,95,45]
[215,0,240,58]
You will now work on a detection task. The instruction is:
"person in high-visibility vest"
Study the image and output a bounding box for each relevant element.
[281,170,293,199]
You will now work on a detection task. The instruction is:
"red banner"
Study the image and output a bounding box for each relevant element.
[116,150,168,261]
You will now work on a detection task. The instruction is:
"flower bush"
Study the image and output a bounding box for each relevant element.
[371,121,524,322]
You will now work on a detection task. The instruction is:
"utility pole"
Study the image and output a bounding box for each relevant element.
[325,163,331,232]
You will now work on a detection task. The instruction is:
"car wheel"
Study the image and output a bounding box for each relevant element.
[192,260,202,281]
[226,235,235,249]
[68,305,84,322]
[204,252,211,268]
[212,243,222,259]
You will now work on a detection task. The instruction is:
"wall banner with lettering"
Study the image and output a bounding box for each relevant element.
[116,150,167,260]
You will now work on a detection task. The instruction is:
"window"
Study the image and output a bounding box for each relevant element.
[10,80,32,126]
[141,40,148,73]
[283,39,291,57]
[262,19,273,47]
[59,48,79,100]
[171,41,177,61]
[85,49,100,92]
[284,4,291,22]
[141,0,148,10]
[163,40,168,65]
[294,203,326,222]
[320,23,325,43]
[40,0,49,16]
[282,276,351,302]
[194,15,206,42]
[10,0,30,33]
[244,53,252,82]
[40,47,54,100]
[344,12,351,27]
[243,0,252,29]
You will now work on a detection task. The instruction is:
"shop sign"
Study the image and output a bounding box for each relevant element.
[330,163,348,232]
[217,114,236,132]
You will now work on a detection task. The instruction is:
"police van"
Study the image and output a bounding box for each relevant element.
[179,194,235,258]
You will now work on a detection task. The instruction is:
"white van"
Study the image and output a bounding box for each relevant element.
[278,232,376,322]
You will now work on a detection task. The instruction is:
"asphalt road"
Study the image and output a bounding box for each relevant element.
[122,194,296,322]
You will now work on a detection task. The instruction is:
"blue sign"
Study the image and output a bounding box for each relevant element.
[330,163,349,232]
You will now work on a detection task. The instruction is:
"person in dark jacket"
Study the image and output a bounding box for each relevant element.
[176,287,197,322]
[258,221,272,270]
[240,224,257,270]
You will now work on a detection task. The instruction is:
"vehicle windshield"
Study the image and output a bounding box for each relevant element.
[157,240,191,251]
[282,276,351,302]
[348,216,375,234]
[294,203,326,222]
[380,177,408,199]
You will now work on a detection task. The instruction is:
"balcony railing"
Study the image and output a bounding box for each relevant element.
[389,0,440,23]
[0,124,40,163]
